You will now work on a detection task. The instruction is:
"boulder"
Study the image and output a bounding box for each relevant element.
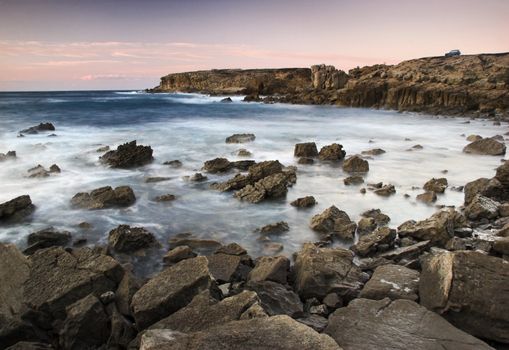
[130,256,214,330]
[361,148,386,156]
[206,253,242,283]
[310,206,356,240]
[290,196,316,208]
[20,123,55,134]
[325,298,492,350]
[464,194,500,220]
[231,160,256,171]
[24,227,72,255]
[463,138,506,155]
[294,142,318,158]
[71,186,135,209]
[234,172,292,203]
[256,221,289,236]
[248,256,289,284]
[188,172,207,182]
[27,165,50,178]
[49,164,60,173]
[359,264,419,301]
[225,133,255,143]
[293,243,366,300]
[423,177,448,193]
[493,237,509,255]
[202,157,232,173]
[163,159,182,168]
[351,227,396,257]
[466,134,482,142]
[343,175,364,185]
[108,225,159,254]
[318,143,346,161]
[416,191,437,203]
[0,195,35,223]
[246,281,303,317]
[0,151,16,161]
[100,140,153,168]
[237,149,252,157]
[154,194,176,202]
[361,208,390,226]
[377,240,431,262]
[115,271,141,317]
[373,184,396,196]
[163,246,196,265]
[420,250,509,343]
[342,155,369,173]
[220,97,233,103]
[356,217,377,235]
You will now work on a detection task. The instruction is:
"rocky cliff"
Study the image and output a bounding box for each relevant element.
[151,53,509,117]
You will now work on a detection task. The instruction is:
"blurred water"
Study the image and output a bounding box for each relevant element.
[0,90,505,269]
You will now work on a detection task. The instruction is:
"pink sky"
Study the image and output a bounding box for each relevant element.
[0,0,507,91]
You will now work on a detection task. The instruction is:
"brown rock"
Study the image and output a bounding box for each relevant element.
[100,140,153,168]
[351,227,397,257]
[318,143,346,161]
[423,177,448,193]
[0,195,35,223]
[342,155,369,173]
[343,175,364,185]
[225,133,255,143]
[310,206,356,240]
[416,191,437,203]
[71,186,135,209]
[464,194,500,220]
[294,142,318,158]
[290,196,316,208]
[463,137,506,155]
[361,148,386,156]
[202,157,231,173]
[248,256,289,284]
[359,264,419,301]
[163,245,196,265]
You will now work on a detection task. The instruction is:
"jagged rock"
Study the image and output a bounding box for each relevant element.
[464,194,500,220]
[359,264,419,301]
[206,253,242,283]
[225,133,255,143]
[246,281,303,317]
[361,148,386,156]
[27,165,51,178]
[203,157,232,173]
[131,256,213,330]
[0,195,35,223]
[361,209,391,226]
[294,142,318,158]
[356,217,377,235]
[49,164,60,173]
[248,256,289,284]
[325,298,492,350]
[312,64,349,90]
[163,245,196,265]
[351,227,397,257]
[310,206,356,240]
[220,97,233,103]
[234,172,292,203]
[71,186,135,209]
[463,138,506,155]
[20,123,55,134]
[464,177,501,204]
[342,155,369,173]
[420,250,509,343]
[24,227,72,255]
[343,175,364,185]
[256,221,289,235]
[293,243,366,300]
[377,240,431,262]
[416,191,437,203]
[163,159,182,167]
[213,160,284,192]
[373,184,396,196]
[139,315,340,350]
[290,196,316,208]
[154,194,176,202]
[0,151,16,161]
[423,177,448,193]
[318,143,346,161]
[100,140,153,168]
[108,225,159,254]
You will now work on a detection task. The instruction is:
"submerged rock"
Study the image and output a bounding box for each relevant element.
[153,194,176,202]
[294,142,318,158]
[342,155,369,173]
[463,137,506,155]
[343,175,364,185]
[416,191,437,203]
[310,206,356,240]
[361,148,386,156]
[100,140,153,168]
[225,133,255,143]
[20,122,55,135]
[0,195,35,223]
[71,186,136,209]
[373,184,396,196]
[256,221,289,236]
[163,159,182,168]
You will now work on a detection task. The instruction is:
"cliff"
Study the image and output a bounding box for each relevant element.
[151,53,509,117]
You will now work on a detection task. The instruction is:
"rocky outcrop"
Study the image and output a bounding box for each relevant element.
[294,142,318,158]
[463,138,506,155]
[71,186,135,209]
[318,143,346,161]
[290,196,316,208]
[311,64,349,90]
[100,140,153,168]
[24,227,71,254]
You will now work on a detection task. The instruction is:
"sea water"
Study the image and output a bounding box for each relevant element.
[0,91,505,273]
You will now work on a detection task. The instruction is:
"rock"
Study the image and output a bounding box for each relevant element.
[356,217,377,235]
[100,140,153,168]
[378,240,431,262]
[463,138,506,155]
[163,159,182,167]
[5,342,53,349]
[71,186,135,209]
[310,206,356,240]
[0,195,35,223]
[298,157,314,164]
[145,176,171,183]
[108,225,159,254]
[59,294,110,350]
[342,155,369,173]
[464,194,500,220]
[325,298,493,350]
[293,243,365,301]
[373,184,396,196]
[213,160,283,192]
[294,142,318,158]
[24,227,72,255]
[466,134,483,142]
[248,256,289,284]
[290,196,316,208]
[416,191,437,203]
[499,203,509,217]
[237,149,252,157]
[115,271,141,317]
[318,143,346,161]
[240,302,268,320]
[423,177,448,193]
[256,221,289,236]
[361,148,386,156]
[20,122,55,134]
[109,306,138,348]
[163,246,196,265]
[0,151,16,161]
[188,172,207,182]
[411,144,423,150]
[139,315,340,350]
[343,175,364,185]
[154,194,176,202]
[464,177,501,204]
[359,264,419,301]
[168,236,222,253]
[420,250,509,343]
[323,293,343,309]
[215,242,248,256]
[131,256,214,330]
[263,242,284,255]
[493,237,509,255]
[96,146,110,153]
[27,165,50,178]
[220,97,233,103]
[297,315,329,333]
[202,157,232,173]
[246,281,303,317]
[361,208,390,226]
[225,133,255,143]
[206,253,242,283]
[234,172,292,203]
[351,227,397,257]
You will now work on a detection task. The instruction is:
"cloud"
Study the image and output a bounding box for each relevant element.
[79,74,141,81]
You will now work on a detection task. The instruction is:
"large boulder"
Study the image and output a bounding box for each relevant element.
[225,133,255,143]
[359,264,419,301]
[71,186,135,209]
[342,155,369,173]
[351,227,396,257]
[294,142,318,158]
[130,256,214,330]
[464,194,499,220]
[24,227,72,255]
[318,143,346,161]
[100,140,153,168]
[140,315,340,350]
[420,250,509,343]
[246,281,303,317]
[108,225,159,254]
[0,195,35,223]
[293,243,366,300]
[325,298,492,350]
[310,206,356,240]
[463,138,506,156]
[202,158,232,173]
[20,122,55,135]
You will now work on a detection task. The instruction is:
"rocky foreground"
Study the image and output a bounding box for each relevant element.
[150,53,509,118]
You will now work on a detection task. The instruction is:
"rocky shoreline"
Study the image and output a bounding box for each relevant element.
[1,123,509,349]
[149,53,509,119]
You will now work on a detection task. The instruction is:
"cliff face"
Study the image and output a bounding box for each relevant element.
[151,53,509,117]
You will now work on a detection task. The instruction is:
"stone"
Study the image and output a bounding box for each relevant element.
[168,236,222,253]
[373,184,396,196]
[245,281,303,317]
[290,196,316,208]
[361,148,386,156]
[215,243,247,256]
[464,194,500,220]
[20,122,55,134]
[5,342,53,349]
[248,256,289,284]
[420,250,509,343]
[310,206,356,240]
[96,146,110,153]
[225,133,255,143]
[416,191,437,203]
[356,217,377,235]
[361,209,391,226]
[463,137,506,155]
[294,142,318,158]
[423,177,448,193]
[377,240,431,262]
[351,227,397,257]
[234,172,292,203]
[202,157,231,173]
[163,245,196,265]
[359,264,419,301]
[115,271,141,317]
[71,186,135,209]
[0,151,16,161]
[298,157,314,164]
[206,253,242,283]
[100,140,153,168]
[263,242,284,255]
[24,227,72,255]
[297,315,329,333]
[342,155,369,173]
[154,194,176,202]
[318,143,346,161]
[256,221,289,235]
[464,178,498,205]
[189,172,207,182]
[237,148,252,157]
[212,160,284,192]
[239,302,268,320]
[108,225,159,254]
[220,97,233,103]
[163,159,182,167]
[0,195,35,223]
[293,243,365,301]
[27,165,50,178]
[323,293,343,309]
[343,175,364,185]
[493,237,509,255]
[325,298,492,350]
[109,306,138,348]
[466,134,482,142]
[131,256,213,330]
[145,176,171,183]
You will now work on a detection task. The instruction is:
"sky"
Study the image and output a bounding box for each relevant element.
[0,0,507,91]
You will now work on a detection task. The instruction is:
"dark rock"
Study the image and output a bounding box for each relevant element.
[234,172,292,203]
[351,227,397,257]
[464,138,506,155]
[115,271,141,317]
[361,148,386,156]
[109,306,138,348]
[5,342,53,349]
[163,245,196,265]
[377,240,431,262]
[342,155,369,173]
[0,151,16,161]
[290,196,316,208]
[294,142,318,158]
[108,225,159,254]
[361,208,390,226]
[71,186,135,209]
[231,160,256,171]
[248,256,289,284]
[464,194,500,220]
[343,175,364,185]
[0,195,35,223]
[493,237,509,255]
[356,217,377,235]
[27,165,50,178]
[359,264,419,301]
[202,157,232,173]
[298,157,314,165]
[20,123,55,135]
[262,242,284,255]
[373,184,396,196]
[318,143,346,161]
[237,149,252,157]
[100,140,153,168]
[207,253,242,283]
[256,221,289,236]
[220,97,233,103]
[24,227,71,255]
[416,191,437,203]
[212,160,283,192]
[423,177,448,193]
[163,159,182,167]
[246,281,303,317]
[154,194,176,202]
[145,176,171,183]
[296,315,328,333]
[225,133,255,143]
[189,172,207,182]
[310,206,356,240]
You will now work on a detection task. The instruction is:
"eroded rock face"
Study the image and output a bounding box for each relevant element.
[225,133,256,143]
[463,138,506,156]
[71,186,135,209]
[100,140,153,168]
[310,206,356,240]
[0,195,35,223]
[359,264,419,301]
[325,298,492,350]
[294,142,318,158]
[318,143,346,161]
[342,155,369,173]
[420,250,509,343]
[108,225,159,254]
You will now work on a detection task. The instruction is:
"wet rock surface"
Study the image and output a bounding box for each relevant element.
[342,155,369,173]
[71,186,136,209]
[0,195,35,223]
[100,140,153,168]
[310,206,357,240]
[108,225,159,254]
[20,123,55,135]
